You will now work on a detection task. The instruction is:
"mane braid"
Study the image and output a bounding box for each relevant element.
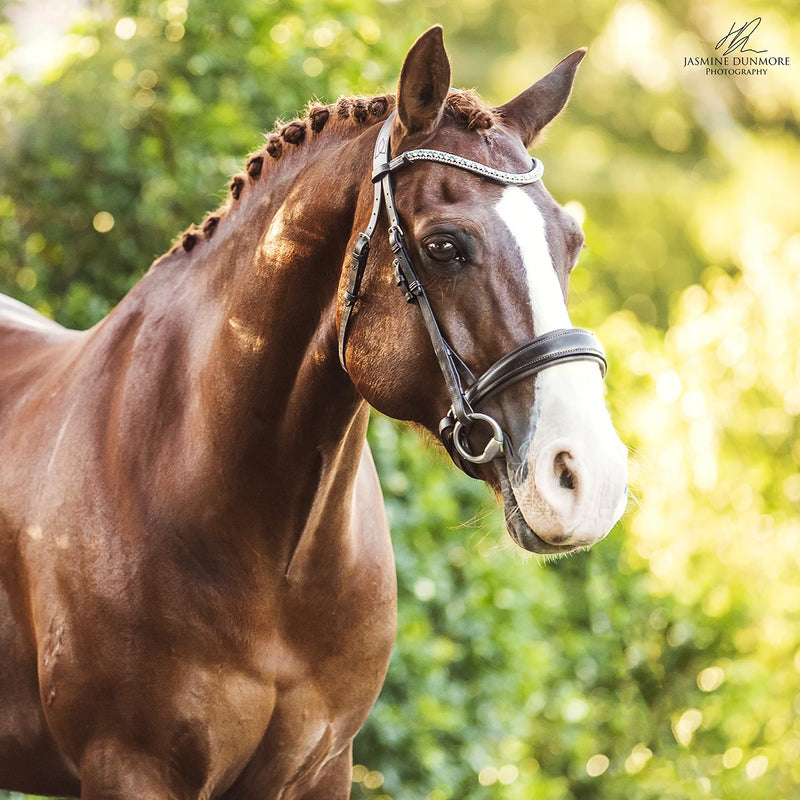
[170,90,496,255]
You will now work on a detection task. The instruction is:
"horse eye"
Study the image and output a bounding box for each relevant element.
[424,237,464,264]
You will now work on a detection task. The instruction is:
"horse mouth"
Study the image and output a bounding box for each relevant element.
[495,461,583,556]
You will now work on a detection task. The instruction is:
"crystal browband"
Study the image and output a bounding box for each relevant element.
[372,149,544,186]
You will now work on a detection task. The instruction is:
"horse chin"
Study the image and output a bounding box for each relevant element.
[494,461,584,556]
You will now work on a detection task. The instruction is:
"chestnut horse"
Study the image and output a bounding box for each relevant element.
[0,27,627,800]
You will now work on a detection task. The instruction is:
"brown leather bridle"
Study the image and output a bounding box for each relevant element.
[338,112,607,478]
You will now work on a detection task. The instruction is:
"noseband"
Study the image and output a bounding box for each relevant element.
[338,111,607,478]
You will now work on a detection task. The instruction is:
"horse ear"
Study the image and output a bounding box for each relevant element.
[395,26,451,138]
[496,48,587,147]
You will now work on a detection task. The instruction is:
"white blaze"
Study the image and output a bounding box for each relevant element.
[494,187,627,546]
[495,187,570,333]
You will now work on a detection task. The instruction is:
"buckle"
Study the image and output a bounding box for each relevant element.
[352,232,371,262]
[388,226,404,254]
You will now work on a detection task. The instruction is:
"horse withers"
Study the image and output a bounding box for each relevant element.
[0,27,627,800]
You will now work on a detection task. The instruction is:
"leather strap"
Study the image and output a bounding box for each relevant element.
[372,130,473,425]
[464,328,606,408]
[388,223,474,426]
[337,230,372,371]
[338,119,392,370]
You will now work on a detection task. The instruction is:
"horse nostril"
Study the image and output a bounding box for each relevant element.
[554,451,576,490]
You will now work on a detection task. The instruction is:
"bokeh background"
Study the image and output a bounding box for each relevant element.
[1,0,798,798]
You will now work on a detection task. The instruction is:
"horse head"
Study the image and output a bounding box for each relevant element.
[339,27,628,554]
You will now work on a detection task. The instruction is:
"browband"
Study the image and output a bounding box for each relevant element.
[373,149,544,186]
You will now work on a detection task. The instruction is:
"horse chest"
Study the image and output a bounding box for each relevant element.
[229,556,396,794]
[26,553,395,798]
[186,573,396,795]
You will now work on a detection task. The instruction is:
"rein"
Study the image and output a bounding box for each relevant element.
[338,111,607,478]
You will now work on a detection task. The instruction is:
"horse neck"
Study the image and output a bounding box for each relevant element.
[122,125,376,565]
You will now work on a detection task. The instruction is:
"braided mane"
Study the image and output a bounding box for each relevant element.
[172,90,496,254]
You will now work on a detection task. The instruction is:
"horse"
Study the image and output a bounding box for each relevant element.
[0,26,627,800]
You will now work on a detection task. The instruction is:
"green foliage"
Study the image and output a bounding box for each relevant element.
[0,0,432,326]
[2,0,799,798]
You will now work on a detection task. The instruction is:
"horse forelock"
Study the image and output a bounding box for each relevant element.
[168,90,498,258]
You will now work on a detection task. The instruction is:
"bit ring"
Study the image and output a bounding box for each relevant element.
[452,413,504,464]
